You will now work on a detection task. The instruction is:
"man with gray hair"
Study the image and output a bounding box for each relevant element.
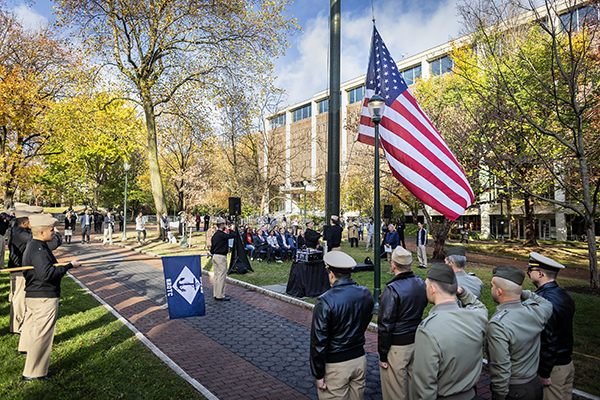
[378,246,427,400]
[445,246,483,300]
[487,265,553,400]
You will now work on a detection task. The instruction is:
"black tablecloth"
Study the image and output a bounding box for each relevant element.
[286,260,330,298]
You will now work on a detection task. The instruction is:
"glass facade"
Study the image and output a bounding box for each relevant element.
[401,65,422,85]
[560,6,599,31]
[270,113,286,130]
[292,104,311,123]
[348,86,365,104]
[318,99,328,114]
[430,55,453,76]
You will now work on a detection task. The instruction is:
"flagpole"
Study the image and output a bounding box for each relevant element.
[326,0,341,226]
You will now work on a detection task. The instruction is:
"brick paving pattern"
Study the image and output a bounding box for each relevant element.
[55,239,492,400]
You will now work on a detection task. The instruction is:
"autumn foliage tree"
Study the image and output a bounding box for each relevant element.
[0,9,78,207]
[56,0,299,222]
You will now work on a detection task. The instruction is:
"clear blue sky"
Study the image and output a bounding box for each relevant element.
[7,0,462,106]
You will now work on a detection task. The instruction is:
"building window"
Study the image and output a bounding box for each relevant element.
[348,86,365,104]
[560,6,599,31]
[270,114,286,130]
[318,99,329,114]
[430,55,453,76]
[401,65,422,85]
[292,104,312,123]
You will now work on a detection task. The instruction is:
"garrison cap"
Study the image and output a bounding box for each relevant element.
[324,251,356,272]
[305,219,313,225]
[13,202,28,208]
[529,252,564,270]
[28,214,58,228]
[215,217,226,225]
[445,246,466,257]
[392,246,412,265]
[493,265,525,285]
[25,205,43,213]
[330,215,339,222]
[427,263,457,284]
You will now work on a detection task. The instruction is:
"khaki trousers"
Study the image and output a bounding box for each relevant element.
[318,355,367,400]
[103,226,113,244]
[380,343,415,400]
[9,272,26,333]
[212,254,227,299]
[417,245,427,268]
[543,361,575,400]
[22,297,59,378]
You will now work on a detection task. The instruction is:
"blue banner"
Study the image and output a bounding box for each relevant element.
[162,255,205,319]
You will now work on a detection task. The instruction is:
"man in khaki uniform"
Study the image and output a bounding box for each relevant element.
[412,263,488,400]
[487,265,553,400]
[378,246,427,400]
[445,246,483,300]
[21,214,80,381]
[527,253,575,400]
[8,208,34,334]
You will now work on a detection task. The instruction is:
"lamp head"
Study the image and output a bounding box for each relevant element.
[367,94,385,124]
[123,161,130,172]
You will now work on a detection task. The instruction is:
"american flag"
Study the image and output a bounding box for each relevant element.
[357,26,474,221]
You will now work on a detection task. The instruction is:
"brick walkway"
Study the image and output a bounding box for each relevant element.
[54,238,492,400]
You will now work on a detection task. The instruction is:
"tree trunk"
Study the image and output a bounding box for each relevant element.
[585,220,599,289]
[507,198,518,239]
[140,89,168,231]
[524,194,538,247]
[3,187,14,210]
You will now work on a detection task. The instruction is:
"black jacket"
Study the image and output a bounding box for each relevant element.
[8,225,31,269]
[377,272,428,362]
[535,281,575,378]
[23,239,72,298]
[310,278,374,379]
[416,228,428,245]
[210,229,236,256]
[326,225,343,251]
[305,228,321,249]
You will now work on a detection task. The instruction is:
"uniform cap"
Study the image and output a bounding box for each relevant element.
[330,215,339,222]
[15,209,34,218]
[305,219,313,225]
[324,251,356,270]
[13,202,28,208]
[427,263,457,284]
[215,217,226,225]
[445,246,466,257]
[529,252,564,270]
[392,246,412,265]
[25,205,43,213]
[28,214,58,228]
[493,265,525,285]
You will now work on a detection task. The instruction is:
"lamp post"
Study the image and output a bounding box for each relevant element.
[303,179,309,223]
[367,94,385,312]
[121,161,130,241]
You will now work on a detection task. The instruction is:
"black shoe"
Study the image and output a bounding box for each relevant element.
[214,296,231,301]
[19,351,27,356]
[22,376,51,382]
[417,266,427,269]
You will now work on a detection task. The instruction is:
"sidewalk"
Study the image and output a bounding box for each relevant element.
[54,237,492,400]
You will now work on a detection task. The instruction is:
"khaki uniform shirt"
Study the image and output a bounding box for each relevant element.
[455,270,484,300]
[486,291,553,400]
[348,225,359,240]
[412,289,488,400]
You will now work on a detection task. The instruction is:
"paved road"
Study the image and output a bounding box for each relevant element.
[54,237,492,400]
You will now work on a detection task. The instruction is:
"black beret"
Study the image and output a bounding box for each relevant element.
[427,263,457,284]
[493,265,525,285]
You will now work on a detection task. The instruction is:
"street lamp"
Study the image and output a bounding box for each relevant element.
[303,179,309,223]
[367,94,385,312]
[121,161,130,241]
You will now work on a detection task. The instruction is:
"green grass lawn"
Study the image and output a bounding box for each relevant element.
[0,268,206,399]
